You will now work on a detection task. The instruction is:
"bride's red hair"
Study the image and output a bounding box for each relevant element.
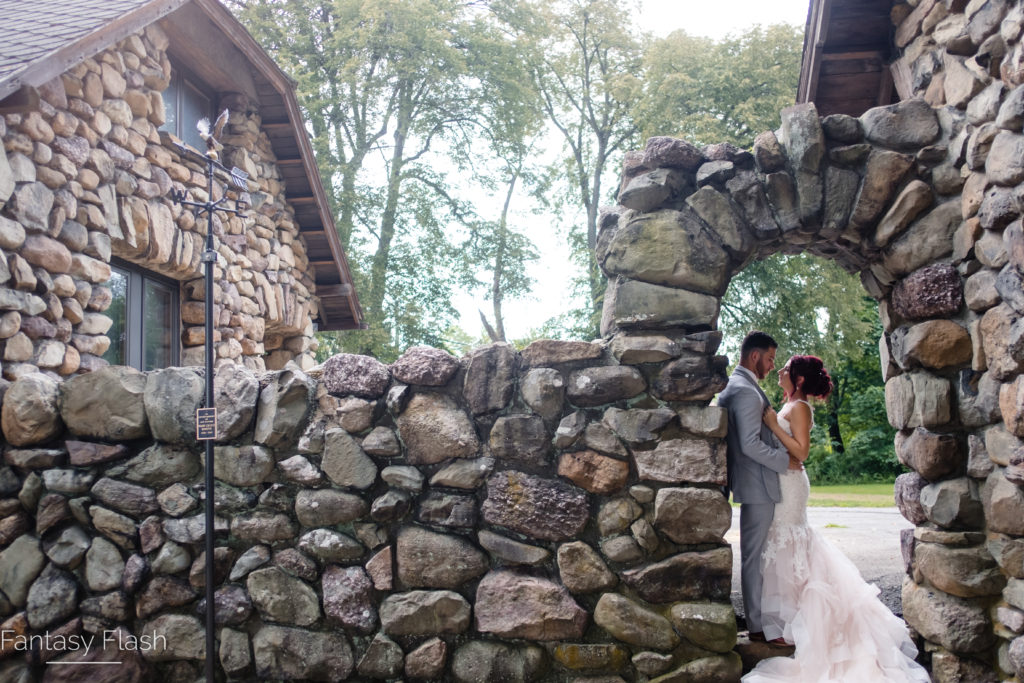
[787,355,833,398]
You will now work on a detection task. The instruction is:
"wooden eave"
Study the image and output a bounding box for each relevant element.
[0,0,363,332]
[165,0,362,332]
[797,0,897,117]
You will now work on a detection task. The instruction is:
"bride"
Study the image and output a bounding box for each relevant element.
[742,355,930,683]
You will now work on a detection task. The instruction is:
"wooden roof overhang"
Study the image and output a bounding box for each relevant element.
[797,0,898,117]
[0,0,363,331]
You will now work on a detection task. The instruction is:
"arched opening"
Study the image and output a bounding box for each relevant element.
[716,249,909,643]
[600,97,1024,675]
[720,251,898,485]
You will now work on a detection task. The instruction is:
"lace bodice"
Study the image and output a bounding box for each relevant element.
[766,400,812,532]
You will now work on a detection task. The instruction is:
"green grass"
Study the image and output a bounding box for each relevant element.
[730,482,896,508]
[807,482,895,508]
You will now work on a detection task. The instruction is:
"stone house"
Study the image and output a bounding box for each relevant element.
[0,0,363,379]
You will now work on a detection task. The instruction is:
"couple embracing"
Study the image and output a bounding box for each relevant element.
[720,331,930,682]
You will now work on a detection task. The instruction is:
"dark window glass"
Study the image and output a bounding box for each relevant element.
[163,75,179,138]
[159,65,213,151]
[103,269,128,366]
[101,262,180,371]
[181,81,211,151]
[143,279,175,371]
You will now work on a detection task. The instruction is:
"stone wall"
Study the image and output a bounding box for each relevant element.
[0,343,740,681]
[592,2,1024,679]
[0,23,321,381]
[881,1,1024,679]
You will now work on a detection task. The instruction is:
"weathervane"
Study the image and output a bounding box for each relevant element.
[166,109,248,683]
[168,110,250,206]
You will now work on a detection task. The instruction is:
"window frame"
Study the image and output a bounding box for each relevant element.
[105,258,182,371]
[161,61,215,151]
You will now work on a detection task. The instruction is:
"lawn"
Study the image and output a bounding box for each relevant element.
[728,482,897,508]
[807,482,895,508]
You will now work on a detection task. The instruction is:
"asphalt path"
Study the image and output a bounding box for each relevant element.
[726,506,913,625]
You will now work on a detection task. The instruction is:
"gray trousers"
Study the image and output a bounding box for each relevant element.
[740,502,775,633]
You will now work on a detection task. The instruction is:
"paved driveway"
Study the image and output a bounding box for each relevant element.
[725,506,913,623]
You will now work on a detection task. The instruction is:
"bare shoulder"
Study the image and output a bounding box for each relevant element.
[787,400,812,422]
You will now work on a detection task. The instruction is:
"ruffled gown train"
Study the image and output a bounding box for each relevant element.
[742,412,930,683]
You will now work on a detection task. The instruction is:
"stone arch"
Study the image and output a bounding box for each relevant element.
[598,96,1024,673]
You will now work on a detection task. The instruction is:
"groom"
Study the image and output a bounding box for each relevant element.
[718,331,791,643]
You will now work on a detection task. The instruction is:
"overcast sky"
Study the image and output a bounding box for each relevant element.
[635,0,810,39]
[453,0,812,346]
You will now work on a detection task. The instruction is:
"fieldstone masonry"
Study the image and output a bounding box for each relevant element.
[0,23,322,382]
[2,0,1024,681]
[0,344,746,681]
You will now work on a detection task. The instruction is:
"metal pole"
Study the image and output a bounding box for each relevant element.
[203,155,216,683]
[167,133,247,683]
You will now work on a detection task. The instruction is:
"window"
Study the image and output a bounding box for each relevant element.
[102,261,180,371]
[160,64,213,151]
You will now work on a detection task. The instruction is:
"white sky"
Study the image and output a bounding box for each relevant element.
[452,0,811,346]
[636,0,810,38]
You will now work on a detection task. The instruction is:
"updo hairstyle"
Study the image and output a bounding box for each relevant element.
[787,355,833,398]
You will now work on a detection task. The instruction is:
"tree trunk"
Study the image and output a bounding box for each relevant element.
[479,309,499,342]
[827,392,845,454]
[485,170,520,343]
[367,91,410,317]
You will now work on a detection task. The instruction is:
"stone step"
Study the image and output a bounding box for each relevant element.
[734,632,796,674]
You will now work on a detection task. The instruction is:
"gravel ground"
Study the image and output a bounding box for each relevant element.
[726,506,912,627]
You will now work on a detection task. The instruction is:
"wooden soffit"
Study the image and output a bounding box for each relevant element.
[798,0,898,117]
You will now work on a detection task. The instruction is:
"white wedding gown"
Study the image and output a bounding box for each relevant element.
[742,402,931,683]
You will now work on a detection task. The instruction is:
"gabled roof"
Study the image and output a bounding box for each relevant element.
[0,0,363,331]
[0,0,172,103]
[797,0,897,117]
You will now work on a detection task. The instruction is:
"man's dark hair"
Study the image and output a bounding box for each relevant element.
[740,330,778,359]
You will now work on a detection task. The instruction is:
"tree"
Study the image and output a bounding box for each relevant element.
[806,316,901,483]
[493,0,645,336]
[467,202,540,343]
[235,0,494,360]
[459,8,545,342]
[721,253,875,369]
[636,24,804,147]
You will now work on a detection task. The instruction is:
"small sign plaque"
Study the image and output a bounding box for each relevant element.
[196,408,217,440]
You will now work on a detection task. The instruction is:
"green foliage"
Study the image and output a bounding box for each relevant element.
[806,343,902,484]
[721,253,901,484]
[721,253,874,369]
[636,23,804,147]
[493,0,645,335]
[235,0,501,360]
[236,1,812,361]
[456,8,547,342]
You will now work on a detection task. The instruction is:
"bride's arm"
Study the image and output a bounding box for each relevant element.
[764,402,812,463]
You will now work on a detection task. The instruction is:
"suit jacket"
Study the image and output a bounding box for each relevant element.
[718,367,791,504]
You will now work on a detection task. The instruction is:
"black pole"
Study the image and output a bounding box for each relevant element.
[203,154,216,683]
[166,137,247,683]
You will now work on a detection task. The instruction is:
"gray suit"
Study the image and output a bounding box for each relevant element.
[718,366,790,633]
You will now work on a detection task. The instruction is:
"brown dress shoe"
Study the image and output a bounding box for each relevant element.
[748,631,766,642]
